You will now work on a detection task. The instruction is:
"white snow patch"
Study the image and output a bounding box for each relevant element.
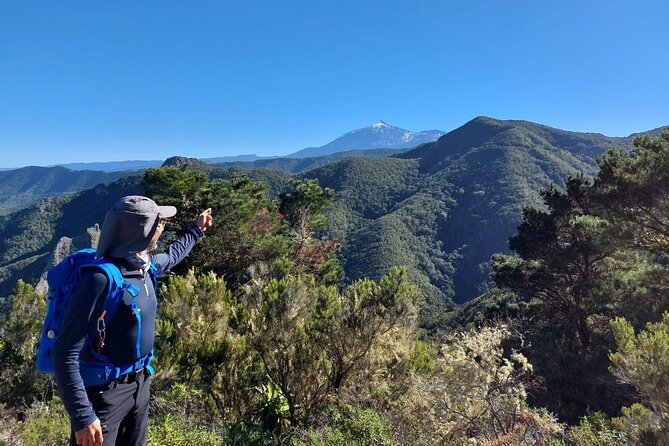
[369,120,390,129]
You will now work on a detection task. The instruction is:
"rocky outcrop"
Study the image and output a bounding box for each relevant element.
[34,224,100,294]
[162,156,210,169]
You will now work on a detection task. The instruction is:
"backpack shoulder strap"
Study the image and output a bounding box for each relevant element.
[93,261,124,292]
[148,261,158,288]
[80,260,140,362]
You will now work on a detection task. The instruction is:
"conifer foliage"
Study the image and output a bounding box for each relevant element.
[0,280,50,407]
[492,129,669,431]
[145,167,422,435]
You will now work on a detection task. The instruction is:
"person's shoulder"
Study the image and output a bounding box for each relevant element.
[79,265,112,292]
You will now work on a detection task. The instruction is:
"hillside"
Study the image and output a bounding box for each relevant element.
[0,167,293,297]
[304,117,639,311]
[400,117,637,301]
[0,117,662,312]
[54,160,163,171]
[212,148,405,173]
[0,166,136,214]
[0,176,144,296]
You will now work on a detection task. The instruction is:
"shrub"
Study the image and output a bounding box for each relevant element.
[0,281,51,407]
[566,411,627,445]
[399,325,563,444]
[15,399,70,446]
[148,414,224,446]
[291,403,395,446]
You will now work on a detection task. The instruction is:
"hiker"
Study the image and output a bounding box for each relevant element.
[51,195,213,446]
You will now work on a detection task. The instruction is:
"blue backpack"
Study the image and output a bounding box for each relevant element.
[37,248,155,386]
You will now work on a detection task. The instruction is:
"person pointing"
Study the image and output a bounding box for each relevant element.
[51,196,213,446]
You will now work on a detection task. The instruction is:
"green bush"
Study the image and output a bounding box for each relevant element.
[16,399,70,446]
[612,403,664,445]
[291,403,395,446]
[224,422,277,446]
[566,411,627,445]
[148,414,224,446]
[0,280,51,407]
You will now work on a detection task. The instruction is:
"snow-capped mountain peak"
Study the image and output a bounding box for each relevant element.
[369,120,390,130]
[288,121,446,158]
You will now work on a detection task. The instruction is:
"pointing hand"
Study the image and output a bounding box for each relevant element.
[197,208,213,232]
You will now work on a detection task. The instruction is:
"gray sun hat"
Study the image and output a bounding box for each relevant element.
[96,195,177,258]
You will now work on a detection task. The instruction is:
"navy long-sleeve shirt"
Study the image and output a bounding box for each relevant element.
[52,225,203,431]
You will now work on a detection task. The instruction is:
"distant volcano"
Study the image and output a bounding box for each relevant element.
[288,121,445,158]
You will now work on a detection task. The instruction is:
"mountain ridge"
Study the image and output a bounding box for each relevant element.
[305,116,646,307]
[396,116,637,173]
[0,117,666,309]
[0,166,134,215]
[212,148,407,173]
[5,118,662,172]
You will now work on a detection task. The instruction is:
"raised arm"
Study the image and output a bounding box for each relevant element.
[150,208,213,276]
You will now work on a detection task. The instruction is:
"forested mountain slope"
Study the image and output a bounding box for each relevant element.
[0,167,292,297]
[0,166,135,214]
[1,117,662,311]
[0,176,144,296]
[212,148,405,173]
[305,117,640,311]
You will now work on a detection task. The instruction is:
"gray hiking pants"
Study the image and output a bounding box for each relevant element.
[70,369,150,446]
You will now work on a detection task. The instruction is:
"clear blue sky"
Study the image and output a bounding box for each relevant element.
[1,0,667,168]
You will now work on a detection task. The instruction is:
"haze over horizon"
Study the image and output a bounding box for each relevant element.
[1,0,667,168]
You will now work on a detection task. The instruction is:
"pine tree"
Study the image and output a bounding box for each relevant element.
[0,280,51,406]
